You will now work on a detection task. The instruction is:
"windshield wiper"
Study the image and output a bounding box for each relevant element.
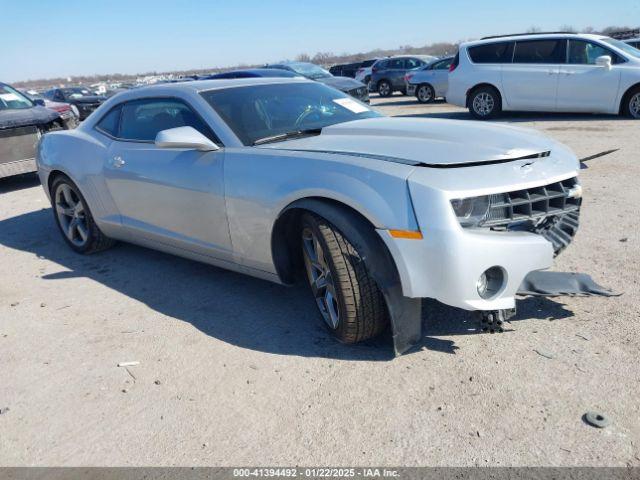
[253,128,322,146]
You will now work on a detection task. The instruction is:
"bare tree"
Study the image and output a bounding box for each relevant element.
[559,24,577,33]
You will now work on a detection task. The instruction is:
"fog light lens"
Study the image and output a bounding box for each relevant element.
[477,267,505,299]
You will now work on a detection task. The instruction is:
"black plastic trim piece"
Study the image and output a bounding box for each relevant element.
[276,148,551,169]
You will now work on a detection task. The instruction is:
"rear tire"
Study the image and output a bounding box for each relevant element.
[300,213,388,343]
[377,80,392,97]
[468,85,502,119]
[416,84,435,103]
[50,176,115,254]
[622,86,640,118]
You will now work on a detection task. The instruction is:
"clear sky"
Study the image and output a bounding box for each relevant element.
[3,0,638,82]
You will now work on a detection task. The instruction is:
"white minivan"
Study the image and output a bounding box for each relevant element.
[447,33,640,119]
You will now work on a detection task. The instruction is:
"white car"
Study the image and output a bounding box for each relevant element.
[405,56,454,102]
[447,32,640,119]
[37,78,583,354]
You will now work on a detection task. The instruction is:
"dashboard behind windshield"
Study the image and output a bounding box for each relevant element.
[200,82,380,145]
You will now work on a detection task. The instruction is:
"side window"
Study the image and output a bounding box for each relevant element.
[568,40,622,64]
[513,39,566,64]
[54,90,65,101]
[433,58,453,70]
[375,59,389,70]
[118,98,215,143]
[389,58,405,69]
[95,105,122,137]
[405,58,422,69]
[468,41,514,63]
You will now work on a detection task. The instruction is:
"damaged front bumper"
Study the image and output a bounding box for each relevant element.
[378,226,554,311]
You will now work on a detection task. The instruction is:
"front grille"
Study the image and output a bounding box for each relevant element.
[481,177,581,227]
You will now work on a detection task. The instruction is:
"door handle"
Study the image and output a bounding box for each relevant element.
[112,156,125,168]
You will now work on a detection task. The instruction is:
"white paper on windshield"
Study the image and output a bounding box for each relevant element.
[0,93,20,102]
[333,97,370,114]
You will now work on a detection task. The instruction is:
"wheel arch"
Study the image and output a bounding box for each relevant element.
[270,196,423,355]
[270,197,379,285]
[47,169,71,195]
[619,82,640,115]
[376,78,392,89]
[465,82,503,107]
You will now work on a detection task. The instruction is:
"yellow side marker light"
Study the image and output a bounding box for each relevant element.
[388,229,423,240]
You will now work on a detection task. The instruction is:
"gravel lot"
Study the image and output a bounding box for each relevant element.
[1,96,639,467]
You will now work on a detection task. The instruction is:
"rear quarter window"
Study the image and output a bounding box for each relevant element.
[95,106,122,137]
[468,42,514,63]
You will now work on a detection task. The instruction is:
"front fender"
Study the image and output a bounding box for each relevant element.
[279,198,422,356]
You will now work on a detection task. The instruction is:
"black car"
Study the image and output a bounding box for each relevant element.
[264,62,369,103]
[200,68,302,80]
[43,87,106,120]
[328,61,362,78]
[0,82,63,179]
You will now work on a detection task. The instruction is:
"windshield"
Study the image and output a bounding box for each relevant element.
[0,84,33,110]
[602,38,640,59]
[61,87,94,98]
[286,63,332,80]
[201,82,380,145]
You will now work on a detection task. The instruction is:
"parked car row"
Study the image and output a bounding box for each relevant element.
[359,32,640,120]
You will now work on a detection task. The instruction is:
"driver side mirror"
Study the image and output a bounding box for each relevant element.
[33,98,46,107]
[595,55,612,69]
[155,126,220,151]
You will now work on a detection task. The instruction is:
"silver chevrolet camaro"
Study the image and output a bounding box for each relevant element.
[37,78,582,353]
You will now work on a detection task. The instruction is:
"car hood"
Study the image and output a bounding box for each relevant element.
[315,75,365,92]
[258,117,569,167]
[0,106,60,130]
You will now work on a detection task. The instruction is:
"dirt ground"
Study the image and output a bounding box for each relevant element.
[1,96,639,467]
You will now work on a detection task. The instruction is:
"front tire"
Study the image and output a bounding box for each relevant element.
[50,176,115,254]
[416,84,435,103]
[468,85,502,119]
[622,87,640,118]
[300,213,388,343]
[377,80,392,97]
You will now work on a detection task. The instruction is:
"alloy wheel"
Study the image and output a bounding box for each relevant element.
[630,93,640,119]
[55,183,89,247]
[418,85,433,102]
[378,82,391,96]
[302,227,340,329]
[473,92,494,116]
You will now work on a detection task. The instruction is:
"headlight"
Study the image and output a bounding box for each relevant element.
[450,196,490,227]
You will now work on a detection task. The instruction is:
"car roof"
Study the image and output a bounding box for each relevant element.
[462,32,608,47]
[124,77,313,95]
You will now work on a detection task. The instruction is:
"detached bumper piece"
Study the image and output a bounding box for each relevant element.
[517,271,619,297]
